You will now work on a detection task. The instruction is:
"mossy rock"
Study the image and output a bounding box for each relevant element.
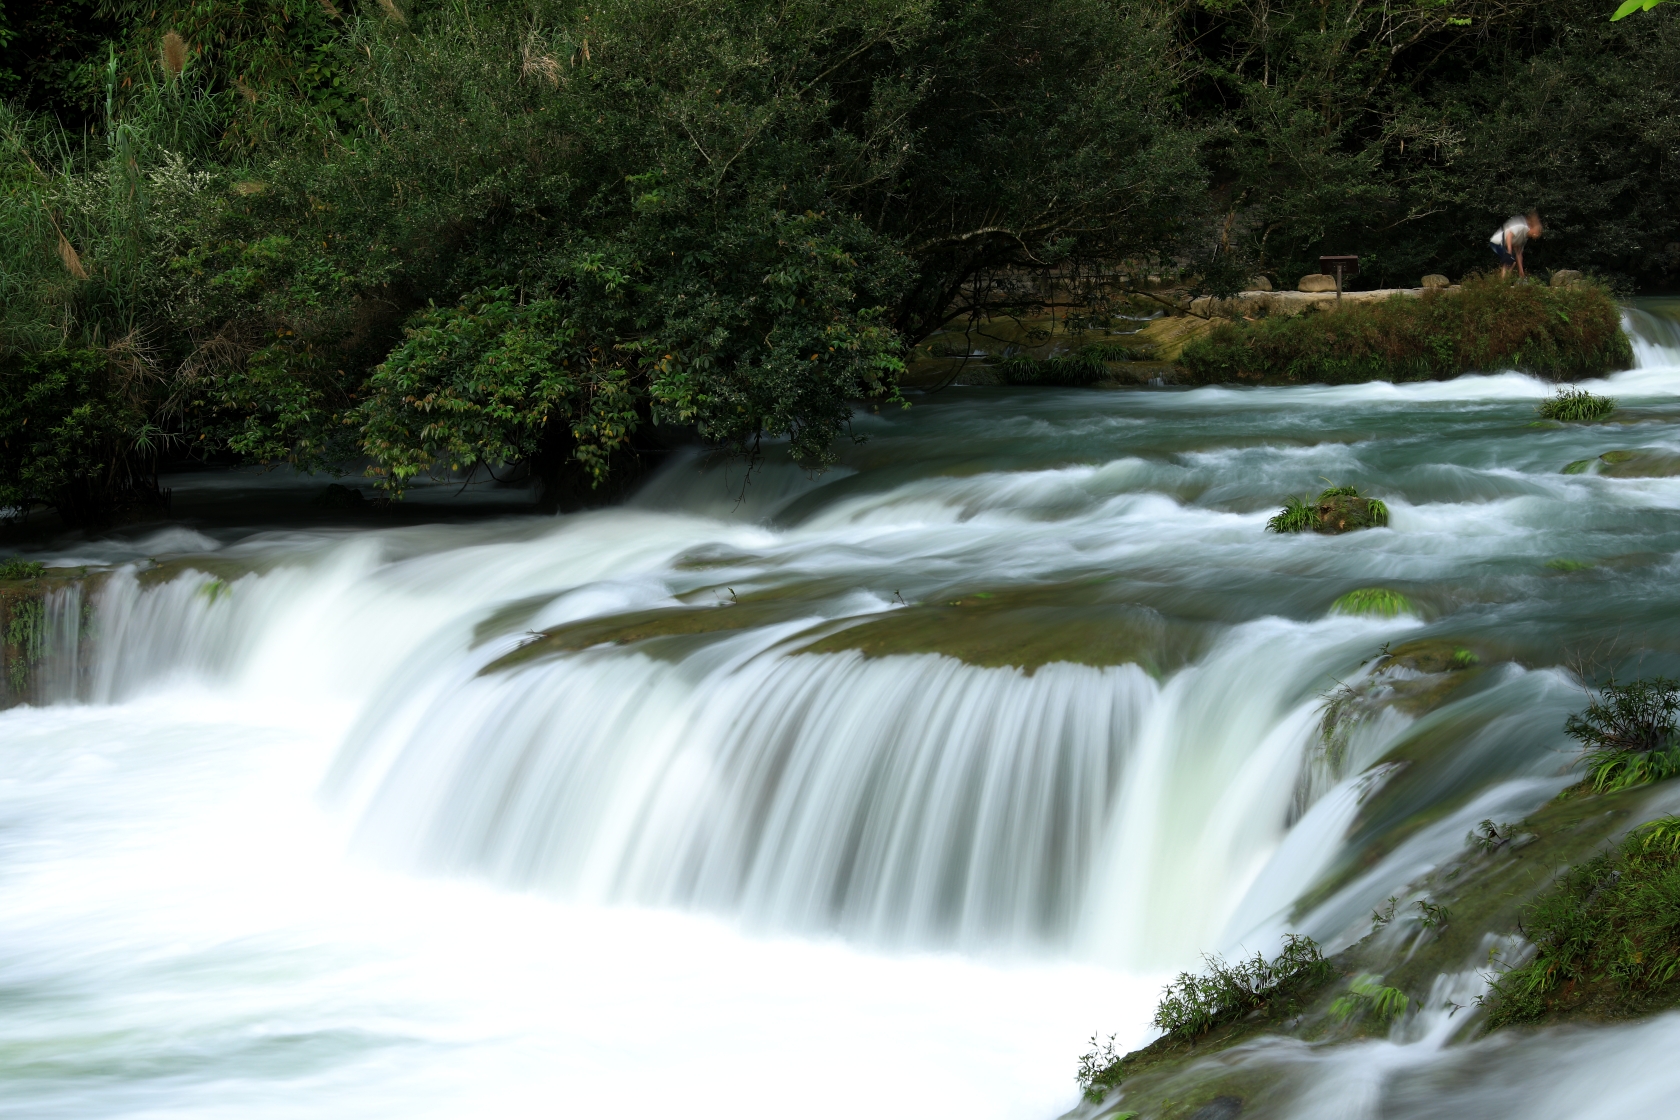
[1562,449,1680,478]
[481,599,804,672]
[1269,487,1389,534]
[1330,587,1414,618]
[791,596,1207,675]
[1,565,104,707]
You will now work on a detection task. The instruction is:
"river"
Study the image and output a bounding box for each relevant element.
[6,313,1680,1118]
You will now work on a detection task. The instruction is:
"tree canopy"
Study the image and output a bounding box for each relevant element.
[3,0,1678,523]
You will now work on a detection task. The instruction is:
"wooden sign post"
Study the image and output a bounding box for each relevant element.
[1319,255,1359,301]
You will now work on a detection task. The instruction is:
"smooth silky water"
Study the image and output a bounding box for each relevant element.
[9,312,1680,1118]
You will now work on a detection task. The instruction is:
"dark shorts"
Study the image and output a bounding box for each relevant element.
[1491,242,1516,267]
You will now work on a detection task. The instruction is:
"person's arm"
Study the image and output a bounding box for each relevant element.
[1515,242,1526,278]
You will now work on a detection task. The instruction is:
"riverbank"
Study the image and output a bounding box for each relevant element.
[903,275,1632,389]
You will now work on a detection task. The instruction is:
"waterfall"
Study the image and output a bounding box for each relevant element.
[10,369,1680,1118]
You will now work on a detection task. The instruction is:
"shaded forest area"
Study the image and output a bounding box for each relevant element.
[2,0,1676,524]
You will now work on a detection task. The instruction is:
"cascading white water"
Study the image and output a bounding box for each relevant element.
[8,321,1680,1117]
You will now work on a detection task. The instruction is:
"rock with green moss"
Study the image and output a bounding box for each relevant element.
[1267,486,1389,534]
[1330,587,1414,617]
[1563,448,1680,478]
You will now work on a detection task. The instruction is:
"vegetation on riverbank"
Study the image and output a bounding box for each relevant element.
[3,1,1677,525]
[1181,278,1633,385]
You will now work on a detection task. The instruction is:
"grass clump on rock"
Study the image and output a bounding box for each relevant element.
[1537,386,1616,422]
[1484,816,1680,1028]
[1267,485,1389,534]
[1566,677,1680,794]
[1180,276,1631,385]
[1331,587,1414,617]
[1077,935,1332,1101]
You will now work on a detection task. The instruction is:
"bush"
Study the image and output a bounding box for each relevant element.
[0,348,168,526]
[0,559,46,581]
[1267,485,1389,534]
[1151,934,1332,1039]
[1484,816,1680,1028]
[1538,386,1616,421]
[1180,277,1632,385]
[1565,678,1680,793]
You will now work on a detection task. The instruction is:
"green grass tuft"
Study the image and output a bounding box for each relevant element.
[1181,276,1632,385]
[1537,386,1616,422]
[1268,485,1390,534]
[1484,815,1680,1028]
[1331,587,1415,617]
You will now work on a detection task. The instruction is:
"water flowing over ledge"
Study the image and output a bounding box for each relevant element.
[7,329,1680,1117]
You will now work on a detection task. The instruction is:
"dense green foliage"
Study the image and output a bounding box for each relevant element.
[1566,677,1680,793]
[1538,386,1617,422]
[1485,816,1680,1027]
[1268,485,1389,534]
[2,0,1203,521]
[1183,280,1632,385]
[2,0,1675,522]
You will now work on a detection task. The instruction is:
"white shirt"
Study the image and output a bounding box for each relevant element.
[1490,216,1529,252]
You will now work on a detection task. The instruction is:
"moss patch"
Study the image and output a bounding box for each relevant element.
[481,600,804,672]
[792,595,1206,675]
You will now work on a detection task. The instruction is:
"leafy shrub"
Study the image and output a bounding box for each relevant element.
[1331,587,1414,617]
[1151,934,1332,1039]
[1565,677,1680,793]
[1181,278,1632,385]
[1267,485,1389,534]
[1485,816,1680,1028]
[1537,386,1616,422]
[0,558,46,581]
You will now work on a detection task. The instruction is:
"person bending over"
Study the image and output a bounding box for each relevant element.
[1490,212,1542,278]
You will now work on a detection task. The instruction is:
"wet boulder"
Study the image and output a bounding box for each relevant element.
[1562,449,1680,478]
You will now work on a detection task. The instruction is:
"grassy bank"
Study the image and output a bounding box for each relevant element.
[1180,277,1632,385]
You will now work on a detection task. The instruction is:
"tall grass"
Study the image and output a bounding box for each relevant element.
[1485,815,1680,1026]
[1538,386,1616,421]
[1181,276,1632,384]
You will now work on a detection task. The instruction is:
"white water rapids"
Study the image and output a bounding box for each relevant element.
[8,321,1680,1117]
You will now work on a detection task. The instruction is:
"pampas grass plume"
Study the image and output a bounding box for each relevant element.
[58,235,90,280]
[161,30,188,77]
